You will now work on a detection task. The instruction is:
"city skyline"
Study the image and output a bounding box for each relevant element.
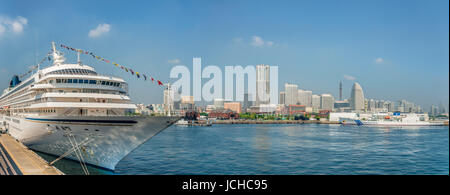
[0,0,448,110]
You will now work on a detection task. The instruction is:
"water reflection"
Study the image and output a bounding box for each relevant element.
[31,124,449,175]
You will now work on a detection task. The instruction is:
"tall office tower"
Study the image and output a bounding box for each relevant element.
[256,64,270,106]
[279,91,286,105]
[298,89,312,106]
[320,94,334,111]
[163,83,175,115]
[430,105,439,117]
[339,81,343,100]
[180,96,195,110]
[284,83,298,105]
[368,99,376,111]
[388,101,395,112]
[243,93,253,111]
[311,95,321,109]
[350,82,365,111]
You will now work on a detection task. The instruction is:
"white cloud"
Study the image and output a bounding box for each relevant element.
[251,36,274,47]
[0,16,28,35]
[88,23,111,38]
[374,57,384,64]
[168,59,180,64]
[343,75,356,81]
[251,36,265,47]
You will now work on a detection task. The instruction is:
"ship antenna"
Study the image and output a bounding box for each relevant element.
[77,51,82,65]
[51,41,56,53]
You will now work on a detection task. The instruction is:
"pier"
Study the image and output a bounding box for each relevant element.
[0,133,64,175]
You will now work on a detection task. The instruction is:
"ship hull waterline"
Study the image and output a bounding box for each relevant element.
[2,115,180,171]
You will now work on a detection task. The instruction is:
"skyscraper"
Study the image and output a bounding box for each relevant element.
[284,83,298,105]
[163,83,175,115]
[311,95,321,109]
[256,65,270,106]
[350,82,365,111]
[339,81,343,100]
[298,89,312,106]
[368,99,376,112]
[243,93,253,111]
[320,94,334,111]
[279,91,286,105]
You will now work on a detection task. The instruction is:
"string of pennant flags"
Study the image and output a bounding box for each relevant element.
[60,44,165,87]
[19,51,52,79]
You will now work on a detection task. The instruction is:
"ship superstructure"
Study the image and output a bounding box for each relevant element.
[0,42,179,171]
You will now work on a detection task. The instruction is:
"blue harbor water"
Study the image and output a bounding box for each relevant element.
[38,124,449,175]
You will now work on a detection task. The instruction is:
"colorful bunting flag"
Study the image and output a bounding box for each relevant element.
[60,43,165,87]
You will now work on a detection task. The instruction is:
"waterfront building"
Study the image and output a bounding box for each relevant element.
[368,99,376,112]
[214,98,225,109]
[430,105,439,117]
[151,104,165,114]
[320,94,334,111]
[311,94,321,110]
[256,64,270,106]
[163,83,175,115]
[334,99,350,112]
[388,101,395,112]
[180,95,195,111]
[279,91,285,105]
[284,83,298,106]
[329,112,358,122]
[243,93,254,112]
[135,104,151,115]
[350,82,365,111]
[298,89,312,106]
[224,102,242,113]
[288,105,306,115]
[208,110,240,120]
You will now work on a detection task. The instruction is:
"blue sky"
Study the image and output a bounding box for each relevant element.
[0,0,448,110]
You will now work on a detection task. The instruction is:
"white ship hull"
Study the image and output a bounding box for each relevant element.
[360,121,441,126]
[2,115,179,171]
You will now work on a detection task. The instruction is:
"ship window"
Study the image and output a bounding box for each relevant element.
[89,80,96,84]
[73,79,78,83]
[78,79,83,83]
[68,79,72,83]
[106,81,110,86]
[101,81,106,85]
[56,79,61,83]
[83,80,88,84]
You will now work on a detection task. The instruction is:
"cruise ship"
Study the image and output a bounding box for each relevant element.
[0,42,179,171]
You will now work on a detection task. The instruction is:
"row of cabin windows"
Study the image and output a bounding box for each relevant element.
[53,79,121,87]
[45,69,97,76]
